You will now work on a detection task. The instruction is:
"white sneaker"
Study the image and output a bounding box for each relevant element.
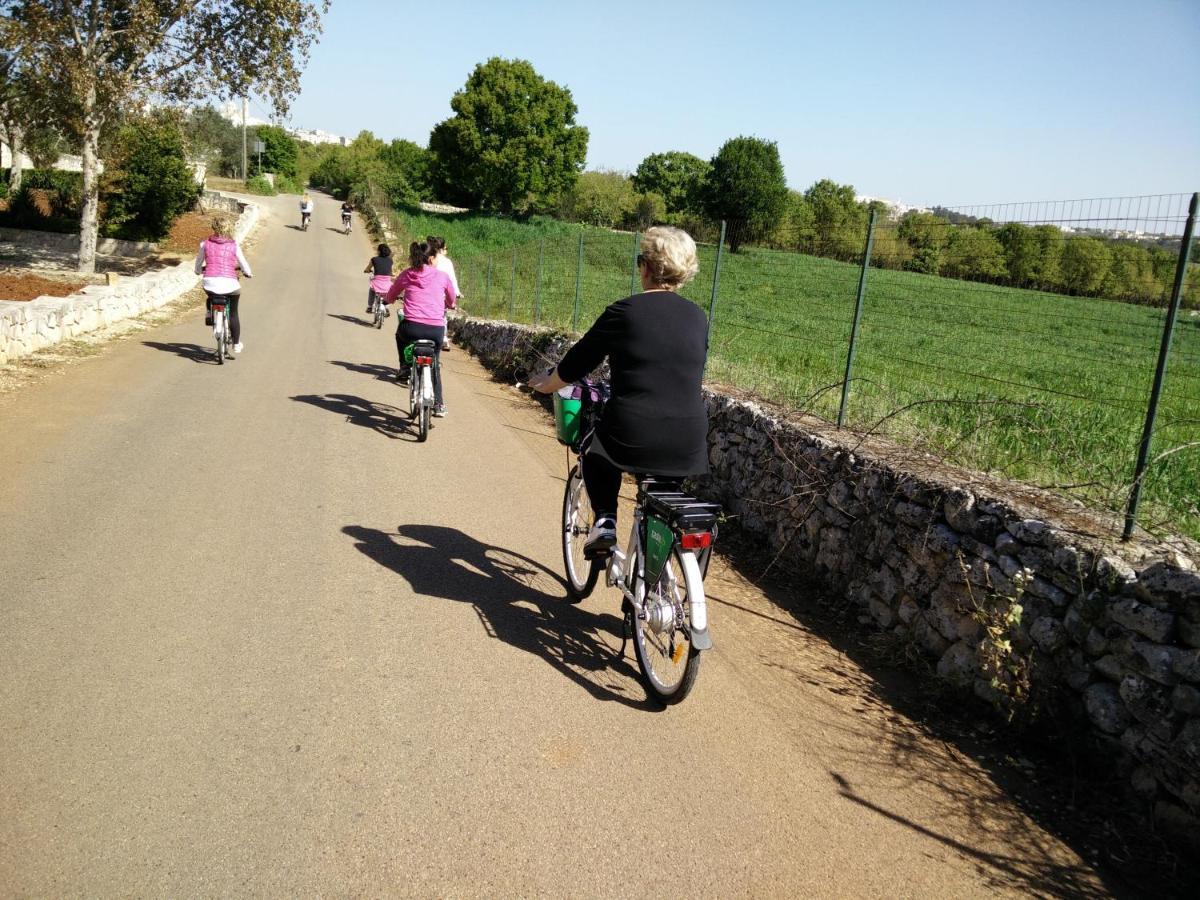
[584,519,617,558]
[233,342,243,353]
[442,339,451,351]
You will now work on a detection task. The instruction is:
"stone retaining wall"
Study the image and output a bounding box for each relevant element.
[449,315,1200,850]
[0,227,158,258]
[0,197,258,365]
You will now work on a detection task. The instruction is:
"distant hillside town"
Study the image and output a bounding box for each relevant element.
[215,100,348,147]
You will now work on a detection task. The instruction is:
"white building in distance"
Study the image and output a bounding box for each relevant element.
[214,101,347,147]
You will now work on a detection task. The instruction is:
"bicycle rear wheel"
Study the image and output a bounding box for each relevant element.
[632,545,702,703]
[214,311,225,365]
[561,463,600,600]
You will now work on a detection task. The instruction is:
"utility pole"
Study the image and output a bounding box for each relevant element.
[241,98,247,181]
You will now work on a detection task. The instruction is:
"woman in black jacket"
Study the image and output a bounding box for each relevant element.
[530,226,708,555]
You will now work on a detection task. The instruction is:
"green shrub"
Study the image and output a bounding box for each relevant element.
[273,174,303,194]
[244,175,277,196]
[101,115,200,240]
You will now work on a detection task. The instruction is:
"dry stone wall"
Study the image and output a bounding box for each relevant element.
[449,315,1200,850]
[0,197,258,366]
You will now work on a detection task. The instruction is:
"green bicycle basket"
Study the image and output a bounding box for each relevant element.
[403,343,414,364]
[553,387,582,446]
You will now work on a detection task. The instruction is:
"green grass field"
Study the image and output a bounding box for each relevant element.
[384,206,1200,542]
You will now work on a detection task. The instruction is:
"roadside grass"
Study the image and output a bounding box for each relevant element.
[388,206,1200,541]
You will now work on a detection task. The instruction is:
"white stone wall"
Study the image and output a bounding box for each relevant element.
[0,198,258,365]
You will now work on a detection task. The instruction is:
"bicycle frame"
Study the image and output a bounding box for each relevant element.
[603,493,713,650]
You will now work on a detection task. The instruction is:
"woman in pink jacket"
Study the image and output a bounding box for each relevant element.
[194,216,252,354]
[385,240,457,416]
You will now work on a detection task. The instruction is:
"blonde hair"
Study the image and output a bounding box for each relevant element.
[640,226,699,289]
[210,216,234,239]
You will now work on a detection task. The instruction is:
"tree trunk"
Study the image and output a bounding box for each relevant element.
[77,87,100,274]
[6,123,25,191]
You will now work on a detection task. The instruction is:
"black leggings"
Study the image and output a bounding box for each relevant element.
[582,448,622,521]
[396,319,446,407]
[205,291,241,344]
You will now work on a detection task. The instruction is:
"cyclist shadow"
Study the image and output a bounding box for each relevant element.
[343,523,658,710]
[330,360,395,382]
[290,393,418,440]
[326,314,375,328]
[142,341,219,364]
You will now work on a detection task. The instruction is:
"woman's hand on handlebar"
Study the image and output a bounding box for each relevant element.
[527,366,566,394]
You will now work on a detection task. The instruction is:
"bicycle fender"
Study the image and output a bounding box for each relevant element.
[679,550,712,651]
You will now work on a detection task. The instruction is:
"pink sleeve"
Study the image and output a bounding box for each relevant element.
[385,270,407,304]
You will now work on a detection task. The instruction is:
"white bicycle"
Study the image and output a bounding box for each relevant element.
[406,339,438,442]
[208,292,236,364]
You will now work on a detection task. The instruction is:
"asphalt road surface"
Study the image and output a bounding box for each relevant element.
[0,193,1112,897]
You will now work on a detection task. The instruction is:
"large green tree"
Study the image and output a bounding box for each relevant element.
[701,136,788,252]
[253,124,298,178]
[562,170,637,228]
[182,104,241,176]
[429,57,588,214]
[632,151,709,215]
[1060,236,1112,295]
[803,179,867,260]
[941,226,1008,281]
[898,211,950,275]
[379,138,431,199]
[0,0,328,273]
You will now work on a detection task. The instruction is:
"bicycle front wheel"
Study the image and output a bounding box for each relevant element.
[632,545,703,703]
[561,462,600,600]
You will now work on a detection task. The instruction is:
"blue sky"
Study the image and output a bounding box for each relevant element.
[277,0,1200,208]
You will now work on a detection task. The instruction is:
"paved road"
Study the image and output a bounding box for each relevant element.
[0,192,1111,896]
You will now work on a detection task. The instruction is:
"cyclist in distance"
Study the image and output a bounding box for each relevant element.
[299,193,314,229]
[427,236,461,351]
[384,240,457,417]
[528,226,708,556]
[194,215,252,353]
[341,199,354,232]
[363,242,394,313]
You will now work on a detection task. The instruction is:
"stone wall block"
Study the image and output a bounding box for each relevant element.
[1138,562,1200,602]
[1120,675,1177,739]
[1173,648,1200,683]
[1024,575,1069,608]
[1031,616,1067,652]
[1180,618,1200,650]
[937,641,979,685]
[1110,598,1176,643]
[1094,654,1125,682]
[1097,554,1138,590]
[1007,519,1051,546]
[1172,684,1200,716]
[1125,641,1179,686]
[942,488,977,533]
[1084,682,1132,734]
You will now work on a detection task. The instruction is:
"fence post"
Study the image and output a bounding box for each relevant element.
[705,220,727,354]
[485,257,493,318]
[508,248,518,321]
[573,231,584,332]
[630,230,640,296]
[534,239,545,326]
[1124,191,1198,539]
[838,209,878,428]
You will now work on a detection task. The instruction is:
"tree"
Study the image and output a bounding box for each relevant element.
[379,139,431,199]
[1102,244,1161,304]
[429,57,588,214]
[102,111,198,240]
[632,151,709,215]
[1059,236,1112,295]
[1,0,328,273]
[701,136,788,252]
[803,179,867,260]
[182,104,242,176]
[253,124,298,178]
[898,211,950,274]
[561,170,636,228]
[941,226,1007,281]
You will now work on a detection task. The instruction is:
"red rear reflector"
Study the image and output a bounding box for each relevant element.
[212,305,225,312]
[680,532,711,550]
[415,356,434,365]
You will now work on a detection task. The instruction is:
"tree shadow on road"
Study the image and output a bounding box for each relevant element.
[343,523,659,710]
[330,359,396,382]
[290,393,417,440]
[142,341,219,365]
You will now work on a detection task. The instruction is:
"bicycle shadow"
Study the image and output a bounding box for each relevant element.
[330,359,396,382]
[286,224,309,231]
[290,393,417,440]
[343,523,657,710]
[326,313,376,328]
[325,227,350,235]
[142,341,219,365]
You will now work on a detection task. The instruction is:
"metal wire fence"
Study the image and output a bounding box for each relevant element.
[376,191,1199,544]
